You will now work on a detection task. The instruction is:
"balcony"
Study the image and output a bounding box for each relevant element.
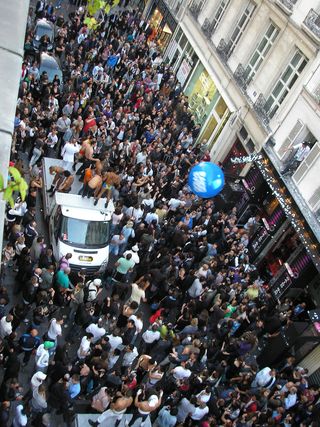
[189,2,202,20]
[234,63,248,91]
[253,94,270,127]
[217,38,231,63]
[302,9,320,44]
[275,0,298,15]
[201,18,215,39]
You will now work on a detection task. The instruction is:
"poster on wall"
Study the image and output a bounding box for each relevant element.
[177,59,192,87]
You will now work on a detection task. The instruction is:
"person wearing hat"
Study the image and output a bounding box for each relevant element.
[127,387,163,426]
[35,341,55,372]
[85,278,103,303]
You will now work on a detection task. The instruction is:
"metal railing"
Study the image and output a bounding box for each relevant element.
[303,9,320,42]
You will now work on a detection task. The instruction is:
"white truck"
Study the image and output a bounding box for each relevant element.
[42,157,113,275]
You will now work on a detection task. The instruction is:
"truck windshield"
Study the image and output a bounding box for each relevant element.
[60,216,110,248]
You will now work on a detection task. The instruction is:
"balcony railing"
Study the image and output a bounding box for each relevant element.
[217,38,231,62]
[234,63,248,91]
[275,0,298,15]
[253,93,270,126]
[303,9,320,44]
[201,18,215,39]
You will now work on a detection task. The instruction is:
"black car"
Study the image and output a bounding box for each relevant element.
[32,19,54,52]
[38,53,63,89]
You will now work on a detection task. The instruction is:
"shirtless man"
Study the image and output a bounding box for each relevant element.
[89,389,133,427]
[48,166,65,192]
[127,387,163,426]
[93,168,121,206]
[49,170,74,197]
[57,171,74,194]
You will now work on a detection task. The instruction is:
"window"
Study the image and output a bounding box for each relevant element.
[60,216,110,248]
[228,1,256,55]
[211,0,230,31]
[244,22,279,82]
[265,49,308,118]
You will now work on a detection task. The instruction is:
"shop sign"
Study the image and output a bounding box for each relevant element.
[249,226,270,256]
[271,271,292,300]
[177,59,192,86]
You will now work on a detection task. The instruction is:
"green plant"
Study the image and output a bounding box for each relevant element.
[85,0,120,29]
[0,167,28,208]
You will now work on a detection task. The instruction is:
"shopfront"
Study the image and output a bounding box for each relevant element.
[148,0,177,51]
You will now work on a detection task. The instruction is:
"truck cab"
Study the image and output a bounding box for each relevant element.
[42,158,113,274]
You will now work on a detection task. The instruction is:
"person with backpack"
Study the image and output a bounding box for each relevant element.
[84,278,103,303]
[19,328,41,366]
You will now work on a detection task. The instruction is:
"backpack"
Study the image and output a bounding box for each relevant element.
[83,281,96,303]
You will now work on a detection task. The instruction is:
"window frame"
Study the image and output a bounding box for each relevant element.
[211,0,230,31]
[244,21,280,83]
[228,1,256,55]
[265,49,308,118]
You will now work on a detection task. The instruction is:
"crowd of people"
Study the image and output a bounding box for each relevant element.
[0,1,319,426]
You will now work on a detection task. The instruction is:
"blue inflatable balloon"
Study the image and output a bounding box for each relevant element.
[188,162,225,198]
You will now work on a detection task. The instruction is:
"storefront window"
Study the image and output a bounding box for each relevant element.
[184,63,218,125]
[201,115,218,142]
[215,97,228,118]
[150,8,163,29]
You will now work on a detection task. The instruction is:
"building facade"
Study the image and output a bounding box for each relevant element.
[144,0,320,379]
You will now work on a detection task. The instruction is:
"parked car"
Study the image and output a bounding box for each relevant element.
[38,53,63,88]
[32,19,54,52]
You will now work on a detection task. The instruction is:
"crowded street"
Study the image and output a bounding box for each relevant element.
[0,0,320,426]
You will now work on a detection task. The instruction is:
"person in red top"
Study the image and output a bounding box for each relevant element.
[83,112,97,135]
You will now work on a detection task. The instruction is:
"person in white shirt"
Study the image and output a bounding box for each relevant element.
[77,333,94,360]
[129,313,143,336]
[61,139,80,164]
[123,245,140,265]
[141,324,160,352]
[86,319,106,344]
[92,63,104,77]
[251,366,276,388]
[122,344,139,369]
[31,371,47,391]
[0,315,13,339]
[35,341,54,372]
[168,197,185,212]
[13,404,28,427]
[145,208,159,225]
[190,402,209,421]
[284,386,298,409]
[86,278,103,303]
[125,205,144,224]
[187,277,205,299]
[107,330,123,350]
[46,130,58,149]
[282,141,311,175]
[47,318,63,343]
[172,361,192,380]
[177,397,196,423]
